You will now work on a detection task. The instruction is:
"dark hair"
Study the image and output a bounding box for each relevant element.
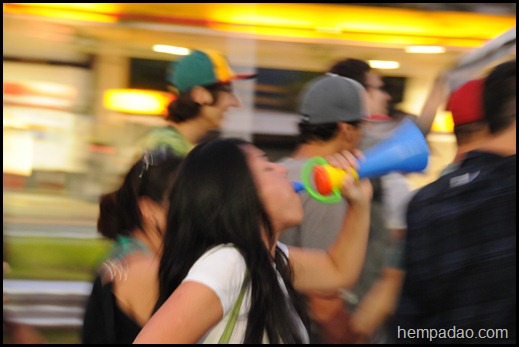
[166,83,227,123]
[483,60,516,134]
[328,58,371,87]
[97,149,183,240]
[297,119,340,143]
[155,137,309,343]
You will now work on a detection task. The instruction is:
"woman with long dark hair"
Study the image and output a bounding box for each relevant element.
[134,138,372,344]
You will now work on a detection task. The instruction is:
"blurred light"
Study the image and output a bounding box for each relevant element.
[3,81,77,110]
[103,89,174,116]
[4,3,118,23]
[315,27,342,34]
[4,4,514,48]
[152,45,191,55]
[88,144,116,155]
[368,60,400,69]
[8,3,119,12]
[208,4,514,47]
[2,117,29,130]
[431,111,454,133]
[4,81,76,99]
[219,8,308,28]
[3,131,34,176]
[405,45,446,54]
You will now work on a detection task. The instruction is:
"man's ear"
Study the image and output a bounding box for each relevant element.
[338,122,354,142]
[190,86,213,105]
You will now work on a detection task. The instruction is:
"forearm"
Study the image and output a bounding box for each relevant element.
[327,199,371,289]
[415,74,449,136]
[308,293,357,344]
[290,156,372,292]
[350,267,405,337]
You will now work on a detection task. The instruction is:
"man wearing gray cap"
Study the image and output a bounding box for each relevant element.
[277,73,368,343]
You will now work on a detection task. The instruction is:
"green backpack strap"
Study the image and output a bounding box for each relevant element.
[218,271,250,344]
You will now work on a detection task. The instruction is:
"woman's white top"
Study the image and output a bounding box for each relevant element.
[182,242,309,344]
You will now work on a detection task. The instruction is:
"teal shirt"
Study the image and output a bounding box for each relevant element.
[98,235,150,282]
[110,235,149,260]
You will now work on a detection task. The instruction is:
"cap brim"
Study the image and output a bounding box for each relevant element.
[232,73,257,80]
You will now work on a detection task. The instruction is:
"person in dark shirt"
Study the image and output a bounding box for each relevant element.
[393,60,516,344]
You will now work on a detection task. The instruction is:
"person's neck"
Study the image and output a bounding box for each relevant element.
[132,228,162,256]
[291,141,343,159]
[477,125,516,157]
[453,133,491,163]
[166,119,210,145]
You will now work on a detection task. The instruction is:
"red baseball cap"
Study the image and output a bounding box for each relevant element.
[446,78,485,126]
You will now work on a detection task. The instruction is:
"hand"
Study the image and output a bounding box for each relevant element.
[324,150,373,206]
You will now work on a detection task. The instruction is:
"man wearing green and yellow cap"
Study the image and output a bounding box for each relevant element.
[139,49,256,157]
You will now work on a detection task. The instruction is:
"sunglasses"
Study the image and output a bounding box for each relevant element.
[343,120,364,128]
[216,85,234,93]
[366,84,386,92]
[205,83,234,94]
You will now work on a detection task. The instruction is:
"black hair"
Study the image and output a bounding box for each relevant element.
[297,119,341,143]
[97,149,183,240]
[155,137,309,343]
[328,58,371,88]
[166,83,229,123]
[483,60,516,134]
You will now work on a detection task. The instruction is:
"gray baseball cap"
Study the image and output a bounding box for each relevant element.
[299,73,368,124]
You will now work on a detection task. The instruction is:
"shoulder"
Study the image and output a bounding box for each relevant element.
[189,245,247,278]
[103,252,159,291]
[409,152,516,211]
[111,254,159,325]
[140,126,173,142]
[98,239,153,280]
[140,126,191,155]
[195,244,247,267]
[117,254,158,298]
[276,157,307,179]
[407,177,448,206]
[184,244,247,315]
[277,157,307,166]
[124,253,159,282]
[276,157,294,166]
[468,151,516,173]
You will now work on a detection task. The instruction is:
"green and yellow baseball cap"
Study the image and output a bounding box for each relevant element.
[167,49,256,93]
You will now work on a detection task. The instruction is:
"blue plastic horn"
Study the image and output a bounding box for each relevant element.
[356,118,429,179]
